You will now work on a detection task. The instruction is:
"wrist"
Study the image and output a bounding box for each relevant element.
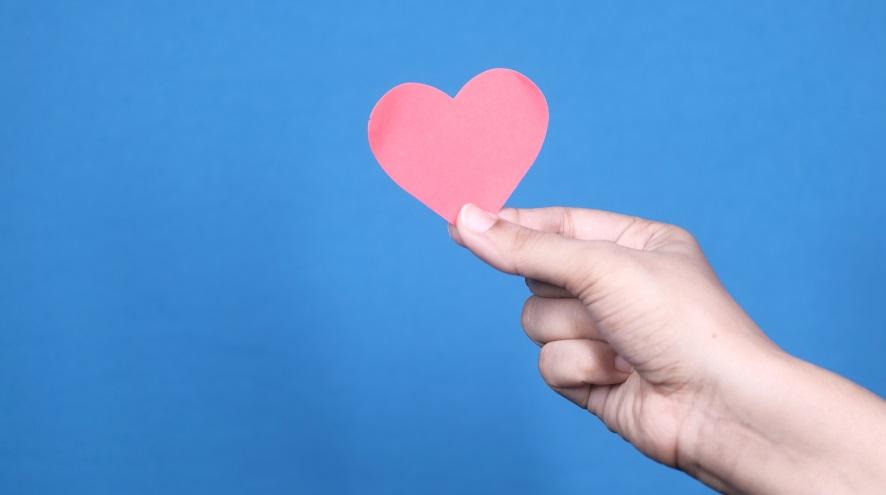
[680,346,886,494]
[677,347,795,492]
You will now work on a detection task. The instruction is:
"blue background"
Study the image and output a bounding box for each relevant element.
[2,1,885,493]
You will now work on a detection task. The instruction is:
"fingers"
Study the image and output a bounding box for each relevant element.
[454,204,621,290]
[548,384,618,416]
[550,385,592,409]
[538,339,629,391]
[522,296,601,345]
[498,206,641,242]
[586,385,615,417]
[525,278,572,298]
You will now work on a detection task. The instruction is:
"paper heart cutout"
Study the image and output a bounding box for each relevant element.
[368,68,548,223]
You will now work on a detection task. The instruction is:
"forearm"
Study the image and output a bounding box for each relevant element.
[685,351,886,494]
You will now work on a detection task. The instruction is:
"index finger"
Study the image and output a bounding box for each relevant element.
[498,206,641,242]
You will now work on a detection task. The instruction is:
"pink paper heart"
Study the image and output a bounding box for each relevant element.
[368,68,548,223]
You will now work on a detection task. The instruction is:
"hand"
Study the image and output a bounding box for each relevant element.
[449,204,886,494]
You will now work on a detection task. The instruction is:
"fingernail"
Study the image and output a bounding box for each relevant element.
[459,204,497,233]
[614,355,633,373]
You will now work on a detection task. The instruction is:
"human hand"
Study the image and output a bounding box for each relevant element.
[449,204,886,494]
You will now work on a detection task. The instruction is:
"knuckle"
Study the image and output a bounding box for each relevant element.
[646,222,700,252]
[560,208,578,238]
[577,359,595,383]
[625,217,661,249]
[509,208,523,225]
[507,227,545,275]
[667,224,697,243]
[579,344,604,379]
[544,206,575,237]
[509,226,540,255]
[619,216,700,252]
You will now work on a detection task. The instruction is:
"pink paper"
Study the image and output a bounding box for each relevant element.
[368,68,549,223]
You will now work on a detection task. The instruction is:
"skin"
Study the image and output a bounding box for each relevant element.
[449,203,886,494]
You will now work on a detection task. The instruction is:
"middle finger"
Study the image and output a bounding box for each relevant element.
[521,295,602,345]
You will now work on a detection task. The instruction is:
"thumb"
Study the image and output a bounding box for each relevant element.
[454,204,617,291]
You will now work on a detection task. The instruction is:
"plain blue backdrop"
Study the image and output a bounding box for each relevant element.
[2,1,885,493]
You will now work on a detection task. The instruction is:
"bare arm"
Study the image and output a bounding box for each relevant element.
[450,203,886,494]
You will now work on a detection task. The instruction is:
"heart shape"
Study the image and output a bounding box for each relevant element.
[368,68,548,223]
